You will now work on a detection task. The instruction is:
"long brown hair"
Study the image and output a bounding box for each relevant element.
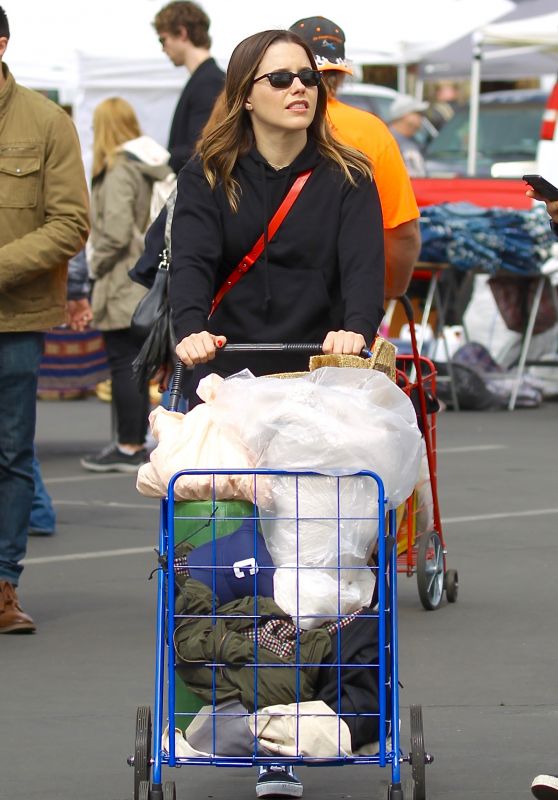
[198,29,372,211]
[92,97,142,178]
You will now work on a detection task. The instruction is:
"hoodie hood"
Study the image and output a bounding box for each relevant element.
[121,135,172,180]
[237,138,322,180]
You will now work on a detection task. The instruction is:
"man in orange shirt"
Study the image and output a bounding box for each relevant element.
[290,16,421,299]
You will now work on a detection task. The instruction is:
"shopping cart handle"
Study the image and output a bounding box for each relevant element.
[167,343,372,411]
[168,362,186,411]
[222,342,371,356]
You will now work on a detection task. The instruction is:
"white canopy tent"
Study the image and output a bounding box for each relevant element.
[466,10,558,173]
[420,0,558,80]
[4,0,514,175]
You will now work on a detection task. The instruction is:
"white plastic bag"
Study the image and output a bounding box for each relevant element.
[137,374,257,501]
[273,564,374,629]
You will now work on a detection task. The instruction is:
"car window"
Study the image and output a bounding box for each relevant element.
[368,96,393,120]
[338,92,381,117]
[426,101,545,162]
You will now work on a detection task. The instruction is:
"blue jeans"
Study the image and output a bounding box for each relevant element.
[0,332,44,585]
[30,452,56,533]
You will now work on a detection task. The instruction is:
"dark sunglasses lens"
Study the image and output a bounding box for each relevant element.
[299,69,321,87]
[268,72,293,89]
[266,70,321,88]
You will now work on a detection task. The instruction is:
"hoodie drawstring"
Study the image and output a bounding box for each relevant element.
[259,160,272,315]
[259,161,295,316]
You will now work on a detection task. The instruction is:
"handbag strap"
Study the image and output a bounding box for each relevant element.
[209,169,313,317]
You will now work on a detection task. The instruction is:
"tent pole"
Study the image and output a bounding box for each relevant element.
[467,32,482,176]
[397,63,407,94]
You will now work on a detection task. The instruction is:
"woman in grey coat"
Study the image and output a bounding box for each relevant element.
[81,97,172,473]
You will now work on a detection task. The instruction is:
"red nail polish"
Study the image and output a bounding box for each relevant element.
[216,339,223,348]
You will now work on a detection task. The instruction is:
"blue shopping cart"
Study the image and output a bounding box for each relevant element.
[129,353,433,800]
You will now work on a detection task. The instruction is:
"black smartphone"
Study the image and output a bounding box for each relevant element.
[522,174,558,201]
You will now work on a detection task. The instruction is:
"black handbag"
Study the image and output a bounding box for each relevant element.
[131,248,170,340]
[131,248,177,386]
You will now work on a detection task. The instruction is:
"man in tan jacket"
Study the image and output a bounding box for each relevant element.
[0,5,89,633]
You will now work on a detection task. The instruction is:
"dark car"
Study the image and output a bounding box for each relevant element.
[424,88,549,178]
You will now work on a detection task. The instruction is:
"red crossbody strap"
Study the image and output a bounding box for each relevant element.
[209,169,313,317]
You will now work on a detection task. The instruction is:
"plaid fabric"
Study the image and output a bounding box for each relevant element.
[243,611,361,659]
[174,555,190,576]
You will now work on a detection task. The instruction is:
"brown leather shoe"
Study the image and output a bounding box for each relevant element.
[0,581,36,634]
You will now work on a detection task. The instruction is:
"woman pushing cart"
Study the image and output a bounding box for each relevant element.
[132,26,437,800]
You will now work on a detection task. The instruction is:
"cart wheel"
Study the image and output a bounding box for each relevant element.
[134,706,152,800]
[138,780,150,800]
[387,783,404,799]
[416,531,444,610]
[163,782,176,800]
[445,569,459,603]
[410,705,426,800]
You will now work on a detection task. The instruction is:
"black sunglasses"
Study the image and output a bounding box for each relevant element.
[253,68,322,90]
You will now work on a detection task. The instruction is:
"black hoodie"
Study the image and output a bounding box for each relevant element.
[170,138,384,379]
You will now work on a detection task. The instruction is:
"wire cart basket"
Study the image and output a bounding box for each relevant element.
[130,344,435,799]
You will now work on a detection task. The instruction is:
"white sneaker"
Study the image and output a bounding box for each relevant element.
[532,775,558,799]
[256,765,303,798]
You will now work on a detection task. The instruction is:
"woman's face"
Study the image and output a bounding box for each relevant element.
[245,41,318,140]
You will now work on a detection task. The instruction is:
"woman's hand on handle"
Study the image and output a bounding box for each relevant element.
[322,330,367,355]
[175,332,227,367]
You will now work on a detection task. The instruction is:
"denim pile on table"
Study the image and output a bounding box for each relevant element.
[419,202,555,274]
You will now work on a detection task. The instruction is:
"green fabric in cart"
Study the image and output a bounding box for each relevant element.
[172,499,256,726]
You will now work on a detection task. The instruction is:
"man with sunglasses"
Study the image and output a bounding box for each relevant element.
[290,16,421,300]
[153,1,225,174]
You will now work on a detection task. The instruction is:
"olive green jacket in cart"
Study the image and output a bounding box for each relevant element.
[0,63,89,333]
[173,579,332,711]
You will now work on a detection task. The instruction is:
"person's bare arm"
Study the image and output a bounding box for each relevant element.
[383,219,421,299]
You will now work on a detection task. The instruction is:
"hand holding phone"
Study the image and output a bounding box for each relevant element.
[522,174,558,202]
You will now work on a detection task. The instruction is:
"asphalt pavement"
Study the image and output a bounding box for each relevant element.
[2,394,558,800]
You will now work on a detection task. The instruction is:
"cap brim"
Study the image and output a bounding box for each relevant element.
[319,62,353,75]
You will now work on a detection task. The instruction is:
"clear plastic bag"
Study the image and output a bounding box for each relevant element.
[273,564,375,629]
[213,367,422,505]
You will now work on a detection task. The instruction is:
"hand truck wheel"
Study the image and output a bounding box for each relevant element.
[134,706,152,800]
[163,781,176,800]
[387,782,404,799]
[404,778,416,799]
[416,531,444,610]
[410,705,427,800]
[444,568,459,603]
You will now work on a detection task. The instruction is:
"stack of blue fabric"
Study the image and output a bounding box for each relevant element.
[419,202,555,274]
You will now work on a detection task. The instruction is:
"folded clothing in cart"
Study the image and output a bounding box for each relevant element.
[166,700,352,759]
[173,577,383,752]
[315,605,384,751]
[173,578,331,710]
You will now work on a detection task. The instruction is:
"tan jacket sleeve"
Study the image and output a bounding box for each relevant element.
[0,110,90,290]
